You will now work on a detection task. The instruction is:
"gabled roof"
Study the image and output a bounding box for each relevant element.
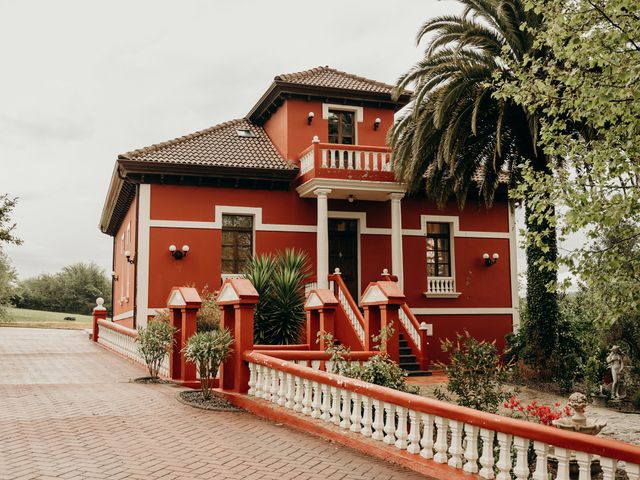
[118,119,295,172]
[274,66,400,95]
[248,65,411,124]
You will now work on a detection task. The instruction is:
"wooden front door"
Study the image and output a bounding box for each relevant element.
[328,219,359,300]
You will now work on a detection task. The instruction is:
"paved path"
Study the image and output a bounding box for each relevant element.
[0,328,426,480]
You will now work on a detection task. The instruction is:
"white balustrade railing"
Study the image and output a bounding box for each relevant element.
[299,148,315,174]
[427,276,456,295]
[97,321,169,378]
[245,352,640,480]
[321,148,392,172]
[398,308,420,351]
[336,286,365,344]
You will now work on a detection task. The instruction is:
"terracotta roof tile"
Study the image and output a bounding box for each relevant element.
[275,66,402,95]
[119,119,296,171]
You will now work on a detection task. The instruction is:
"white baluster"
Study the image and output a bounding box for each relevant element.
[311,381,321,418]
[361,396,373,437]
[330,386,341,425]
[496,432,513,480]
[600,457,617,480]
[325,360,334,374]
[322,149,328,168]
[575,451,591,480]
[320,383,331,421]
[346,151,353,169]
[532,441,548,480]
[302,378,312,415]
[255,365,264,398]
[349,392,362,433]
[420,413,435,459]
[406,410,421,454]
[372,152,379,171]
[277,371,286,406]
[364,151,370,170]
[555,447,572,480]
[448,420,463,468]
[512,436,529,480]
[247,363,256,396]
[463,424,479,473]
[433,416,448,464]
[372,399,384,441]
[269,368,279,403]
[627,463,640,480]
[285,373,294,409]
[382,403,396,445]
[293,375,303,412]
[332,150,339,168]
[479,428,495,479]
[339,389,351,429]
[394,406,408,449]
[354,151,361,170]
[311,360,321,370]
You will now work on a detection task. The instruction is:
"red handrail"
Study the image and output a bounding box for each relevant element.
[328,273,366,333]
[97,319,138,339]
[244,351,640,464]
[253,344,310,351]
[252,350,377,361]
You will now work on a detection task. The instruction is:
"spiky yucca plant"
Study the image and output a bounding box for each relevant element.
[244,249,310,345]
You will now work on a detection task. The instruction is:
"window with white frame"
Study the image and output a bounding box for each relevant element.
[425,222,459,297]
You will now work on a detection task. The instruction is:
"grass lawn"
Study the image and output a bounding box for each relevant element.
[0,307,96,330]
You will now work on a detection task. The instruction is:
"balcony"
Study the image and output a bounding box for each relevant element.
[296,141,404,201]
[425,276,461,298]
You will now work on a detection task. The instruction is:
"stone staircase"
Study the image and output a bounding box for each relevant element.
[398,332,431,377]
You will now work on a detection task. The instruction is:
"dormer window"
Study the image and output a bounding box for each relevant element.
[236,128,256,138]
[328,110,354,145]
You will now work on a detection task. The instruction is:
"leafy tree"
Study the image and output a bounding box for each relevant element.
[0,195,22,247]
[0,252,17,319]
[244,249,309,345]
[496,0,640,326]
[14,262,111,315]
[389,0,559,374]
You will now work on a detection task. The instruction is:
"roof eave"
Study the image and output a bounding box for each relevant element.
[246,81,412,124]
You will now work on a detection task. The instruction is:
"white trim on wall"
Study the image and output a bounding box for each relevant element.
[411,307,515,316]
[508,203,520,331]
[321,103,364,123]
[135,184,151,328]
[402,215,510,238]
[113,310,134,322]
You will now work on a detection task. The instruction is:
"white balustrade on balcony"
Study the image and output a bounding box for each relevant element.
[321,148,392,172]
[427,276,456,295]
[299,148,316,174]
[245,352,640,480]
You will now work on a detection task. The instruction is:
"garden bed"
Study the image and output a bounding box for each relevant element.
[177,390,243,412]
[133,377,174,385]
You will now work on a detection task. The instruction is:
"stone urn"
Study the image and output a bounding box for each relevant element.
[553,392,607,435]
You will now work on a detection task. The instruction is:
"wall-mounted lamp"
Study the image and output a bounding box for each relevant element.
[373,117,381,131]
[307,111,314,125]
[124,250,135,264]
[483,252,499,266]
[347,195,355,203]
[169,244,190,260]
[111,271,118,280]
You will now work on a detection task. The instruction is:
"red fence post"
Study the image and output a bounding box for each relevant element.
[217,279,259,393]
[361,281,405,363]
[418,322,430,370]
[92,297,107,342]
[167,287,202,387]
[304,289,338,350]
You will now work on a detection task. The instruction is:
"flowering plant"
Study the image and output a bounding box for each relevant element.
[503,395,572,426]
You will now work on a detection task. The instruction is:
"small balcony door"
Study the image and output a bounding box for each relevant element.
[328,218,359,300]
[328,110,355,145]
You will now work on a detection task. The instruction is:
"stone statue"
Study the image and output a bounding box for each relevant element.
[606,345,625,399]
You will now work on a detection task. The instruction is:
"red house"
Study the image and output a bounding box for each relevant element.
[99,66,519,365]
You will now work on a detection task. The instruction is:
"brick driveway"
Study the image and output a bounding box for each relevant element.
[0,328,426,480]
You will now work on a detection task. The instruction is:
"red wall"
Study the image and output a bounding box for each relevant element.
[112,195,136,327]
[262,98,395,161]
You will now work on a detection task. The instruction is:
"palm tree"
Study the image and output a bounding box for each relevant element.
[389,0,558,374]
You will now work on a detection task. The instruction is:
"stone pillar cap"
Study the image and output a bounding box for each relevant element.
[217,278,259,305]
[304,289,338,310]
[167,287,202,309]
[361,281,405,306]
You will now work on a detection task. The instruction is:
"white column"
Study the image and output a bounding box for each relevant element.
[389,193,404,290]
[315,188,331,289]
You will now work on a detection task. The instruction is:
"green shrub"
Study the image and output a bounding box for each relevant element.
[318,327,418,394]
[183,329,233,400]
[435,331,513,413]
[631,391,640,411]
[245,248,309,345]
[196,287,220,332]
[137,316,175,379]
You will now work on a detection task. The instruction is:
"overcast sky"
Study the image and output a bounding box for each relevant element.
[0,0,550,287]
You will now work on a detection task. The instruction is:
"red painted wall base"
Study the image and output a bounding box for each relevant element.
[216,390,475,480]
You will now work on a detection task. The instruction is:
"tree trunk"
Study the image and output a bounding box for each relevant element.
[522,196,559,378]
